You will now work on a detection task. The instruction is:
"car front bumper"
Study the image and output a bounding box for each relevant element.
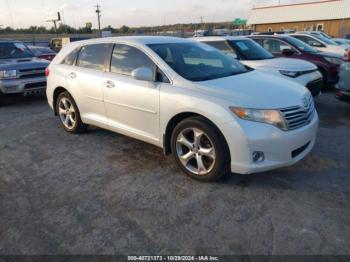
[0,77,47,95]
[221,113,319,175]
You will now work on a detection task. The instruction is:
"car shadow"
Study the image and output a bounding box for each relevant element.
[0,93,47,107]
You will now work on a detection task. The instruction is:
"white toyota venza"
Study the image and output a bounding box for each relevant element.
[46,36,319,182]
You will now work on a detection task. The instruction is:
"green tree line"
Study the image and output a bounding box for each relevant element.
[0,21,237,34]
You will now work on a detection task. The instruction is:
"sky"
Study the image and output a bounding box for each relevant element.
[0,0,300,29]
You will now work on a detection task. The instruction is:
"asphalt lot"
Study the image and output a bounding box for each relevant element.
[0,92,349,255]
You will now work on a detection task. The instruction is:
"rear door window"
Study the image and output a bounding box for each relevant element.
[261,39,293,54]
[76,44,111,71]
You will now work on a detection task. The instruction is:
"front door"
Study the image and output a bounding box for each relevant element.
[103,44,161,144]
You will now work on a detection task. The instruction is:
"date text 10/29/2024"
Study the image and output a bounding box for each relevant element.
[127,256,220,261]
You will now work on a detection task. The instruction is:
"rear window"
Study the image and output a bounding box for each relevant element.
[76,44,111,71]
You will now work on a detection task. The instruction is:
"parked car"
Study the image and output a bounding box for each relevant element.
[193,30,209,37]
[0,40,49,104]
[46,36,318,181]
[194,36,323,97]
[296,31,332,39]
[336,62,350,103]
[289,33,349,57]
[28,45,56,61]
[346,34,350,40]
[248,35,345,87]
[333,38,350,46]
[49,37,90,52]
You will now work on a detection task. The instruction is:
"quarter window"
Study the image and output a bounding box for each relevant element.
[110,44,155,76]
[76,44,110,71]
[62,47,80,65]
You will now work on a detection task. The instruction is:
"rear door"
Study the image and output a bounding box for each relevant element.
[103,44,161,144]
[66,43,112,126]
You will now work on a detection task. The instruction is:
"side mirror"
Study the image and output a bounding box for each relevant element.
[282,48,295,56]
[131,67,154,82]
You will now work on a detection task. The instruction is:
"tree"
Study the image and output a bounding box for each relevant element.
[119,25,130,34]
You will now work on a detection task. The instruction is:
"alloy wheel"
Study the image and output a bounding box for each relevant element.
[176,128,216,176]
[58,97,76,130]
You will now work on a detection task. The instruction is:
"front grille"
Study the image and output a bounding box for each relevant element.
[280,94,315,131]
[306,78,323,97]
[18,68,46,79]
[24,82,47,89]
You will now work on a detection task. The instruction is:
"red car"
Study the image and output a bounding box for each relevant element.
[27,45,56,61]
[248,35,346,87]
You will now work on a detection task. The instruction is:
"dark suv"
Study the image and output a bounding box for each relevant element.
[0,40,49,104]
[248,35,345,87]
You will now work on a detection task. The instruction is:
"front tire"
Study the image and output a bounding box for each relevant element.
[171,116,230,182]
[56,92,87,134]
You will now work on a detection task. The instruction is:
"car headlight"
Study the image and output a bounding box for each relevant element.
[324,56,344,65]
[230,107,287,130]
[279,70,301,78]
[0,70,17,79]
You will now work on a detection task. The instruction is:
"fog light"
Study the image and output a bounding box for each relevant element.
[253,151,265,163]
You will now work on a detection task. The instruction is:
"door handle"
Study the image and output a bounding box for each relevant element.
[68,72,76,79]
[104,80,115,88]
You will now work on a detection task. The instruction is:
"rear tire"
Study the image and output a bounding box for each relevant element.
[56,91,87,134]
[171,116,230,182]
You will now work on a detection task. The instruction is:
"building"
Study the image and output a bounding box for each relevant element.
[248,0,350,37]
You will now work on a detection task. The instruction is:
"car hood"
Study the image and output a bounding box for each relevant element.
[0,57,49,70]
[195,70,309,109]
[317,51,344,59]
[243,57,316,71]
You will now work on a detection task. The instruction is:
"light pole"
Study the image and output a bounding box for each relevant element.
[95,4,101,35]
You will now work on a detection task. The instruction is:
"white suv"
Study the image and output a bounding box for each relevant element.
[46,36,319,181]
[194,36,323,97]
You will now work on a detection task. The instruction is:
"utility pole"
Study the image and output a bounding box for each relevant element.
[199,16,204,30]
[46,12,61,37]
[95,4,101,34]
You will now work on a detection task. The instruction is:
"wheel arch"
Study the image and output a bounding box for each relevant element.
[163,112,230,161]
[53,86,69,115]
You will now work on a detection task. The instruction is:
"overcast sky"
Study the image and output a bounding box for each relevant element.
[0,0,299,28]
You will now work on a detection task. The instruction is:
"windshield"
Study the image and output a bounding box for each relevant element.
[230,39,274,60]
[313,35,338,45]
[0,42,34,59]
[284,36,318,53]
[319,32,331,39]
[148,42,249,82]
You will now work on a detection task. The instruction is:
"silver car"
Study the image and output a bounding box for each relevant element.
[0,40,49,104]
[336,62,350,103]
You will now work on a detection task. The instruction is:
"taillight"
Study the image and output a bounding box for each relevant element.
[45,67,50,77]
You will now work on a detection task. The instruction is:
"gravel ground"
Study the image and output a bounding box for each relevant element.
[0,92,349,255]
